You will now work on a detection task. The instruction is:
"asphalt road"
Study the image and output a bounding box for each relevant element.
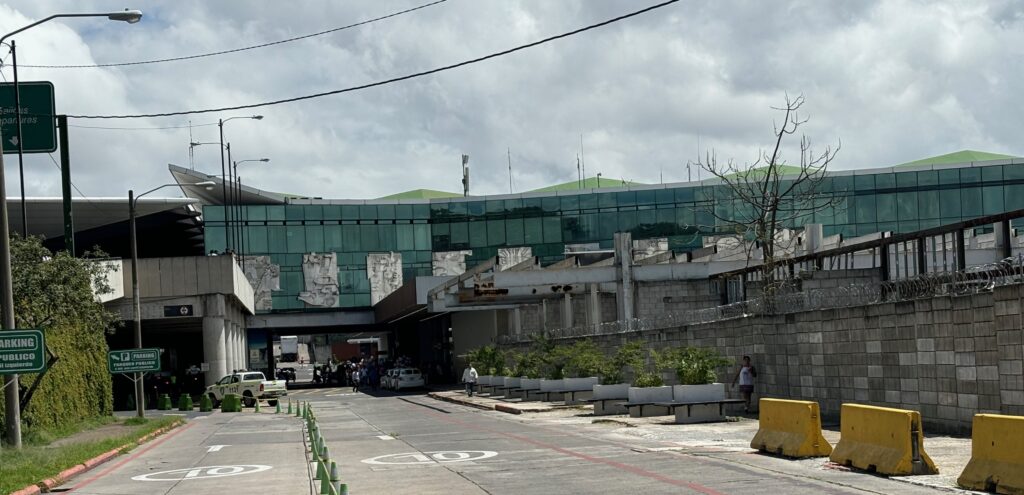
[59,388,960,495]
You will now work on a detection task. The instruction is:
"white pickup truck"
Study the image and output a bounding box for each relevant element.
[206,371,287,407]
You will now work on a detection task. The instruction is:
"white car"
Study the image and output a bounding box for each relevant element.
[206,371,287,407]
[383,369,399,390]
[392,368,424,391]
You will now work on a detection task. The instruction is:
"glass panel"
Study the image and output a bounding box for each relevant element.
[854,175,875,191]
[961,187,982,216]
[340,205,358,220]
[577,213,598,240]
[896,192,917,221]
[983,185,1004,215]
[450,222,468,245]
[618,210,638,233]
[676,207,695,229]
[938,169,960,185]
[449,202,468,216]
[414,224,431,250]
[524,218,543,244]
[303,205,323,220]
[876,193,897,222]
[246,226,268,253]
[831,176,854,193]
[916,171,938,187]
[341,225,360,251]
[469,221,487,247]
[939,190,961,217]
[616,191,636,207]
[305,225,324,252]
[325,226,343,251]
[1004,165,1024,181]
[982,165,1003,182]
[635,190,657,205]
[413,204,430,219]
[541,197,560,212]
[896,172,917,188]
[598,193,617,209]
[578,193,598,210]
[599,212,617,238]
[560,195,580,211]
[917,190,939,219]
[286,206,304,221]
[853,195,875,223]
[487,219,506,246]
[286,225,306,252]
[379,224,396,249]
[396,224,415,251]
[960,168,981,184]
[360,225,379,251]
[542,216,562,243]
[429,203,449,219]
[498,217,521,245]
[467,202,485,217]
[245,205,266,221]
[206,226,226,252]
[655,189,674,205]
[675,186,695,203]
[1005,184,1024,210]
[268,225,287,252]
[485,200,506,214]
[875,173,896,189]
[204,205,224,222]
[377,204,395,219]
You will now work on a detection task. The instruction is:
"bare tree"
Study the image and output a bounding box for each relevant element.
[698,94,841,294]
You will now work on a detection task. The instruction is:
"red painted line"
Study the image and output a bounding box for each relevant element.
[413,405,726,495]
[68,421,194,493]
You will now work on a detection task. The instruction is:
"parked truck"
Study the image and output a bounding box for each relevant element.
[206,370,287,407]
[280,335,298,362]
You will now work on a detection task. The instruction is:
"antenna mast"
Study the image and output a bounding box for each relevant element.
[507,148,513,194]
[580,134,586,185]
[461,154,470,197]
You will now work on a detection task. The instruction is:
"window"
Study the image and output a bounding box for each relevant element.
[939,190,961,218]
[506,218,524,245]
[983,186,1004,215]
[896,192,917,221]
[377,204,395,220]
[896,172,917,188]
[414,224,431,250]
[305,225,325,252]
[469,221,487,247]
[854,175,875,191]
[450,222,469,246]
[524,218,543,244]
[917,171,938,187]
[961,188,982,217]
[244,373,264,381]
[304,205,323,220]
[917,190,939,219]
[204,205,224,222]
[487,219,506,246]
[286,225,306,252]
[396,224,415,251]
[875,194,897,222]
[543,216,562,243]
[853,195,875,223]
[982,166,1003,182]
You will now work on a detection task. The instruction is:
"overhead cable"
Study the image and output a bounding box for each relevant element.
[67,0,679,119]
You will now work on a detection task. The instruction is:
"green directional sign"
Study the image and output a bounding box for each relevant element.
[0,81,57,153]
[0,329,46,374]
[108,348,161,374]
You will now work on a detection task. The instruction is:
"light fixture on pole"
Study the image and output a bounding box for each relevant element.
[217,116,263,253]
[1,9,143,241]
[0,7,143,451]
[232,158,269,271]
[127,180,213,419]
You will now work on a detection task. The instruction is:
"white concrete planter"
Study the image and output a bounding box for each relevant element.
[672,383,727,424]
[503,377,521,389]
[539,379,563,392]
[672,383,725,402]
[593,383,629,400]
[478,375,493,386]
[627,386,672,417]
[563,377,599,390]
[519,378,541,390]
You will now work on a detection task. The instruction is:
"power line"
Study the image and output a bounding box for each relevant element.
[68,122,218,130]
[45,153,108,216]
[66,0,679,120]
[13,0,449,69]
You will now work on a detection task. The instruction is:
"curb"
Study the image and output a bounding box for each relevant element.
[427,392,494,411]
[9,418,185,495]
[494,404,523,415]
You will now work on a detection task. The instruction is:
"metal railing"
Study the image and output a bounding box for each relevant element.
[499,255,1024,344]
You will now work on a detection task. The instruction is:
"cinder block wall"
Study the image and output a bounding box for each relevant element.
[502,283,1024,434]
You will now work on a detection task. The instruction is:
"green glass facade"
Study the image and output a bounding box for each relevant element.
[204,161,1024,312]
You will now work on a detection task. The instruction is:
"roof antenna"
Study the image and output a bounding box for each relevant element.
[461,154,470,197]
[576,155,581,189]
[580,133,586,184]
[507,148,514,194]
[188,120,195,170]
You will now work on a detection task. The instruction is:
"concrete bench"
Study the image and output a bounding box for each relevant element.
[623,401,671,417]
[653,399,745,423]
[510,387,541,401]
[544,389,594,404]
[583,397,628,415]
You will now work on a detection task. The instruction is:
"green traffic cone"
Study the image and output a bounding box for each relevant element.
[287,400,292,415]
[338,483,348,495]
[276,401,282,414]
[329,461,340,485]
[320,473,331,495]
[315,458,326,480]
[295,400,300,417]
[321,444,330,463]
[254,399,261,413]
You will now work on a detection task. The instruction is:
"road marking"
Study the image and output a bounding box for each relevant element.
[362,451,497,465]
[376,435,394,440]
[206,445,229,452]
[132,465,272,481]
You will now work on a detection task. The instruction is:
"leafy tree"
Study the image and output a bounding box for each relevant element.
[464,345,506,375]
[562,340,603,378]
[661,347,733,385]
[600,341,644,385]
[1,236,119,436]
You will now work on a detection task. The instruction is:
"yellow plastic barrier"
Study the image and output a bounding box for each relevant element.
[750,398,833,458]
[957,414,1024,494]
[829,403,938,475]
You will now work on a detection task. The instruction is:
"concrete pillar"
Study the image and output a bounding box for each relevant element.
[561,293,573,328]
[203,316,227,386]
[614,233,634,325]
[589,283,600,330]
[511,307,522,336]
[226,323,236,373]
[804,223,823,255]
[540,300,548,331]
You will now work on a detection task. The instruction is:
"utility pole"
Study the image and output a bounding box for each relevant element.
[461,154,469,197]
[507,148,513,194]
[0,120,22,449]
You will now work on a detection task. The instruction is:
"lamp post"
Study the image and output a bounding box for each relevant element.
[2,9,143,240]
[218,116,262,252]
[232,158,269,271]
[0,8,142,451]
[128,181,214,418]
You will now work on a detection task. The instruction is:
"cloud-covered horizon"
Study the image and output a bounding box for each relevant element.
[1,0,1022,200]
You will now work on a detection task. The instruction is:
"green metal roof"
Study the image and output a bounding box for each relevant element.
[376,188,462,200]
[894,150,1019,168]
[723,164,805,179]
[530,176,643,192]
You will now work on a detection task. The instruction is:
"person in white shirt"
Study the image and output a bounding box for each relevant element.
[732,355,757,413]
[462,364,479,397]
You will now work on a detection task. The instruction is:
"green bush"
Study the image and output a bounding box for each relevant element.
[663,347,733,385]
[599,340,644,384]
[562,340,604,378]
[0,237,117,438]
[464,345,506,375]
[632,372,664,388]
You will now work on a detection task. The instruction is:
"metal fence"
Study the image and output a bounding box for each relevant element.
[498,255,1024,344]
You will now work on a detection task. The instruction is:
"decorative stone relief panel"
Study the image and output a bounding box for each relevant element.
[632,238,669,260]
[243,255,281,311]
[498,247,533,271]
[432,250,473,276]
[367,252,403,305]
[298,252,339,308]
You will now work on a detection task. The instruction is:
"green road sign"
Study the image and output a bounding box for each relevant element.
[0,329,46,374]
[0,81,57,153]
[108,348,162,374]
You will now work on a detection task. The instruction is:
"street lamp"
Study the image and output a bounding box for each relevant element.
[128,180,214,418]
[597,173,603,188]
[218,116,263,252]
[232,158,269,270]
[1,9,143,239]
[0,8,142,451]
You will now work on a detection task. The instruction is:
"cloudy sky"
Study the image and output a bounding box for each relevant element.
[1,0,1022,200]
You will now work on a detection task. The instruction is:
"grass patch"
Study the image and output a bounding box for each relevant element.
[0,415,181,494]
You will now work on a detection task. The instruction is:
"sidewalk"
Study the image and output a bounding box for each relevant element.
[428,393,975,493]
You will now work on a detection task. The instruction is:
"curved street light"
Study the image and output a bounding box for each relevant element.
[0,8,143,450]
[232,159,270,270]
[218,116,263,252]
[127,181,214,420]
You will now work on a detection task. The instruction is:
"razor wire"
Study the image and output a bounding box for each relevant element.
[499,254,1024,344]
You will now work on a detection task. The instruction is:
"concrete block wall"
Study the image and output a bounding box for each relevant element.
[502,283,1024,434]
[634,280,719,318]
[799,268,882,290]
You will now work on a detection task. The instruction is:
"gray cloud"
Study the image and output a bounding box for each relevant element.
[1,0,1021,202]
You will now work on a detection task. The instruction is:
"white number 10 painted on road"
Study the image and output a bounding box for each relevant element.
[362,451,497,465]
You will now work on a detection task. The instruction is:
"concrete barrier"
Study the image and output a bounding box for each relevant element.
[592,383,629,415]
[957,413,1024,494]
[750,399,832,458]
[829,403,938,475]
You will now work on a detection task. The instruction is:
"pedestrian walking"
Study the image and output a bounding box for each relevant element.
[462,363,478,397]
[351,368,361,392]
[732,355,757,413]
